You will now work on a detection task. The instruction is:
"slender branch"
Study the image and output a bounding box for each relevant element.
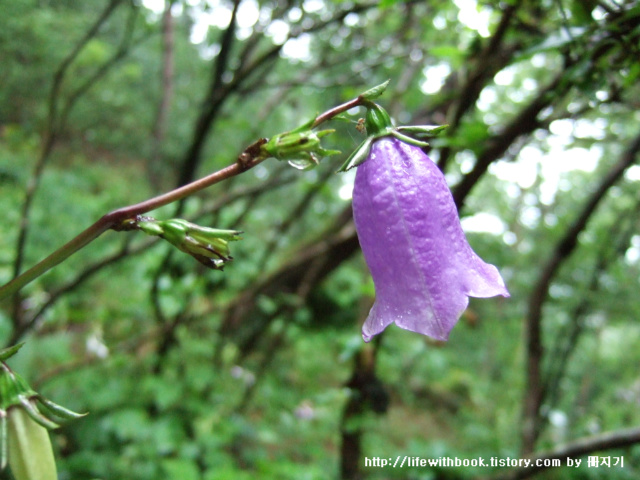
[10,0,126,322]
[452,69,567,210]
[212,0,241,93]
[174,0,242,189]
[148,175,287,372]
[10,173,294,344]
[311,95,365,128]
[217,205,358,356]
[432,3,521,172]
[489,426,640,480]
[148,0,175,188]
[255,167,335,271]
[233,319,288,413]
[449,3,519,131]
[0,89,372,302]
[46,0,124,138]
[521,129,640,453]
[543,202,640,418]
[340,339,387,480]
[175,0,378,194]
[13,241,134,340]
[58,1,141,129]
[15,0,123,271]
[0,140,266,302]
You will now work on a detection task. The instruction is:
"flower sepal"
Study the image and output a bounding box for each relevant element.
[0,344,24,362]
[337,103,447,172]
[337,136,374,172]
[396,124,448,137]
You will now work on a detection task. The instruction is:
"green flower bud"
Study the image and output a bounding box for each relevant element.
[137,217,242,270]
[262,118,340,170]
[6,407,56,480]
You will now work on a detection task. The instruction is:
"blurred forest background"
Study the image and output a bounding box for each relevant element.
[1,0,640,479]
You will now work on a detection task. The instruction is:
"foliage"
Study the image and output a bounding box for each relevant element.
[1,0,640,479]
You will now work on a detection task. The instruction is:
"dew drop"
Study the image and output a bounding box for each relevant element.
[288,159,315,170]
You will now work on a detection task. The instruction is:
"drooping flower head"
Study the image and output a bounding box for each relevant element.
[342,103,509,342]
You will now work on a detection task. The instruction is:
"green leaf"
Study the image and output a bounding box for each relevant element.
[0,344,24,362]
[162,459,200,480]
[359,80,390,100]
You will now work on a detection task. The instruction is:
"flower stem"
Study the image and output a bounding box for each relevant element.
[311,95,366,128]
[0,220,112,302]
[0,140,266,302]
[0,89,371,301]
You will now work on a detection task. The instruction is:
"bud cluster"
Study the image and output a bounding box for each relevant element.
[121,216,243,270]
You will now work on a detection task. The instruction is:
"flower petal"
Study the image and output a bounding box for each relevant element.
[352,137,509,342]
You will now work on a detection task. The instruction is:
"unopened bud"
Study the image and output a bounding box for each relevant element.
[262,118,340,170]
[138,218,242,270]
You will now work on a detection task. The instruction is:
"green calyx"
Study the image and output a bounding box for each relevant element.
[363,102,393,136]
[337,101,448,172]
[0,345,86,430]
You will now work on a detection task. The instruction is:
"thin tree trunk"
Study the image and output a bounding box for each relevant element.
[148,0,175,189]
[521,130,640,453]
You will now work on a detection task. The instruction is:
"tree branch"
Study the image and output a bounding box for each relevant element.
[521,129,640,453]
[491,426,640,480]
[148,1,175,188]
[452,69,566,210]
[9,0,127,327]
[175,0,242,189]
[543,201,640,422]
[0,138,268,303]
[0,87,372,303]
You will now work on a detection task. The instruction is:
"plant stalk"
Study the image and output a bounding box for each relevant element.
[0,89,370,301]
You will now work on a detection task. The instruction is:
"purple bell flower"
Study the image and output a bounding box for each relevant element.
[352,136,509,342]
